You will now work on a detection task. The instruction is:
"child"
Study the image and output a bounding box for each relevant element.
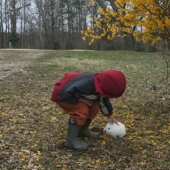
[51,70,126,150]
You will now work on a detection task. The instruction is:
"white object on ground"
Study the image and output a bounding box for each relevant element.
[103,119,126,138]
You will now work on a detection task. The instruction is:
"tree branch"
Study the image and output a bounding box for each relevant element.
[95,0,106,9]
[109,0,118,12]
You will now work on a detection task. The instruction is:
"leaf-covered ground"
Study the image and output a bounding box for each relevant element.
[0,49,170,170]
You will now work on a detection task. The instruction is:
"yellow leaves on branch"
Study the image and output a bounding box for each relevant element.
[82,0,170,46]
[81,7,119,45]
[85,0,96,8]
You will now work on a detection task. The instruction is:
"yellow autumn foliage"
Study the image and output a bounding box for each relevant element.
[82,0,170,46]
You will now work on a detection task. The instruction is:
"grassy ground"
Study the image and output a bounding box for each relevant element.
[0,49,170,170]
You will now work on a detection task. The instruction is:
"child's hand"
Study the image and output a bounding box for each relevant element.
[79,98,93,107]
[109,115,119,126]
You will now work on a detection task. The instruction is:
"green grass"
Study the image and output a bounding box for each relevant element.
[0,49,170,170]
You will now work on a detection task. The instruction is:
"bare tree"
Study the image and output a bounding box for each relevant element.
[0,0,4,48]
[0,0,101,49]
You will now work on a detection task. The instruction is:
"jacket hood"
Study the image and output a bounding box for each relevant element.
[94,70,126,98]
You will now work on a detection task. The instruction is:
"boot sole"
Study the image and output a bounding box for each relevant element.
[64,144,89,151]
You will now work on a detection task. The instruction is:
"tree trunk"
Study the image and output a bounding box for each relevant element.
[0,1,4,48]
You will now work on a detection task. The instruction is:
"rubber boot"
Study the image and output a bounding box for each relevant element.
[64,123,90,150]
[78,119,101,139]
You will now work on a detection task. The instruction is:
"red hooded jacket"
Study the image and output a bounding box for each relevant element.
[51,70,126,116]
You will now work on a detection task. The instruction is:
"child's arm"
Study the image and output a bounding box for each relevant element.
[99,97,119,125]
[99,97,113,116]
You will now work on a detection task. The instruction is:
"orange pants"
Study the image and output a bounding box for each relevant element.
[57,101,99,126]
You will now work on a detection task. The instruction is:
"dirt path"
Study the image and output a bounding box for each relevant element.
[0,49,89,80]
[0,49,50,80]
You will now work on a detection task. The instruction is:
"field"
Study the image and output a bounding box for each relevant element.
[0,49,170,170]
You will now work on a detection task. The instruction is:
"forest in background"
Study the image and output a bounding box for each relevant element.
[0,0,158,51]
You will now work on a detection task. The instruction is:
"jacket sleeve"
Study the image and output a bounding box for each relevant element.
[99,97,113,116]
[60,75,95,103]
